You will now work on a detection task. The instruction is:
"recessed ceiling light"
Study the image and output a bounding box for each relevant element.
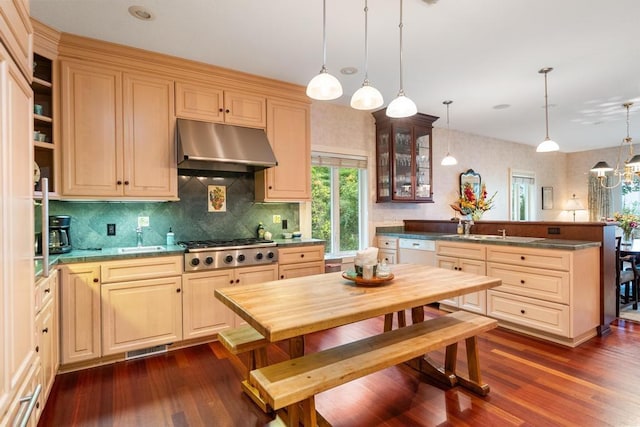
[493,104,511,110]
[128,6,154,21]
[340,67,358,75]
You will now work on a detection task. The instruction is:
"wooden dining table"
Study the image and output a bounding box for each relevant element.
[214,263,501,359]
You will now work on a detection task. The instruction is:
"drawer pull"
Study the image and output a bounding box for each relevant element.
[520,256,525,260]
[520,279,525,284]
[300,254,305,258]
[280,275,285,279]
[520,309,526,314]
[229,280,234,284]
[235,279,240,284]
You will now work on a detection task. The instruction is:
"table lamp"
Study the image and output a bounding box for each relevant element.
[566,194,585,222]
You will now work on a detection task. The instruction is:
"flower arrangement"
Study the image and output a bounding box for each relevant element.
[450,182,497,220]
[613,210,640,241]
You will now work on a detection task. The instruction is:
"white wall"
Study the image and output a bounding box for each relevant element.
[307,102,607,245]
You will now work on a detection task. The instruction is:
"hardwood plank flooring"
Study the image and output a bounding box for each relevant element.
[38,307,640,426]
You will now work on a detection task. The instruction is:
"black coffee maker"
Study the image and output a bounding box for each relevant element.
[49,215,72,254]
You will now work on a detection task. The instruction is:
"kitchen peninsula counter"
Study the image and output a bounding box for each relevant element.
[376,228,601,250]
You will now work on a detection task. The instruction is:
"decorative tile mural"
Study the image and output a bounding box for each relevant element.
[49,174,299,249]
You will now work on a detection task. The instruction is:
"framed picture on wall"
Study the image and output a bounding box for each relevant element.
[542,186,553,210]
[208,185,226,212]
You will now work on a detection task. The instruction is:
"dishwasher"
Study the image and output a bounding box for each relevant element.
[398,238,436,266]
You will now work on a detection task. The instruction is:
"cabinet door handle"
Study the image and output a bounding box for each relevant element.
[117,180,122,185]
[44,288,50,294]
[225,109,230,114]
[93,278,99,283]
[176,288,181,293]
[280,275,285,279]
[35,345,39,353]
[229,280,234,284]
[42,327,48,334]
[219,108,224,112]
[235,279,240,284]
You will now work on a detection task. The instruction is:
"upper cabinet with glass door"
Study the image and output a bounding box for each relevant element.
[372,110,438,203]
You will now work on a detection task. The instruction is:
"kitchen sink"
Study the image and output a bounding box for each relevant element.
[445,234,545,243]
[117,245,165,254]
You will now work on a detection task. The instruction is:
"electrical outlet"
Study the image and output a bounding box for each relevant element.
[282,219,288,230]
[273,215,281,224]
[138,216,150,227]
[107,224,116,236]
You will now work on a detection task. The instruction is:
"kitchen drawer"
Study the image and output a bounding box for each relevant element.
[378,249,396,264]
[486,246,570,271]
[101,256,182,283]
[487,262,569,304]
[278,245,324,265]
[436,241,486,261]
[376,236,398,250]
[279,261,324,280]
[487,290,570,337]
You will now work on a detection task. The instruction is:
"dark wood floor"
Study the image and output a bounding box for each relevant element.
[39,306,640,426]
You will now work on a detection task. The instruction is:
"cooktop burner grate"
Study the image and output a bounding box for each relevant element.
[178,238,275,250]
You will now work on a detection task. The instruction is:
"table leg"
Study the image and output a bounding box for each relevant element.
[289,336,305,358]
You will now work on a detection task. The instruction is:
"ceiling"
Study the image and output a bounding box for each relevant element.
[30,0,640,153]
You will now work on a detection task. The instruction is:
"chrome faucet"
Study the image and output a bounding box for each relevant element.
[136,226,143,247]
[464,220,474,236]
[498,228,506,239]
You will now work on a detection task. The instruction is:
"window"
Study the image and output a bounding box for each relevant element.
[510,169,536,221]
[311,152,368,257]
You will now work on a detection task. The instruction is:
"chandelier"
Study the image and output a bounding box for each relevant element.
[591,102,640,188]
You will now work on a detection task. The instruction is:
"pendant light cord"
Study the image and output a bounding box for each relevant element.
[322,0,327,69]
[544,71,550,139]
[398,0,405,94]
[445,100,452,151]
[363,0,369,82]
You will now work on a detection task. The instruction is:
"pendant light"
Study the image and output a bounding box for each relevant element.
[591,102,639,188]
[536,67,559,152]
[386,0,417,118]
[306,0,343,101]
[350,0,384,110]
[441,100,458,166]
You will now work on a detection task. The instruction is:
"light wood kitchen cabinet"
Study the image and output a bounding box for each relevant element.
[0,33,37,425]
[436,241,487,314]
[34,270,58,410]
[183,264,278,339]
[486,245,600,347]
[60,263,101,364]
[0,0,32,79]
[60,60,177,199]
[255,99,311,202]
[376,236,398,264]
[278,245,325,280]
[175,81,266,128]
[100,256,182,356]
[32,20,60,197]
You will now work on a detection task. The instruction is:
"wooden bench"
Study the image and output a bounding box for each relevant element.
[217,325,270,412]
[250,310,497,427]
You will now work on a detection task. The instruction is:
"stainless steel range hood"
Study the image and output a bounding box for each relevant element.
[177,119,277,174]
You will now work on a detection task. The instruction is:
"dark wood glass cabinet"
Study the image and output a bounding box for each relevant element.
[372,110,438,203]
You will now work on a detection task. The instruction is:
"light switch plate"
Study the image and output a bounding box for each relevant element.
[138,216,150,227]
[273,215,281,224]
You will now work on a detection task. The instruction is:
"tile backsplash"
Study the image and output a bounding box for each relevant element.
[50,175,299,249]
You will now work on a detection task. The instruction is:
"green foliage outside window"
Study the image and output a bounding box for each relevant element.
[311,166,361,255]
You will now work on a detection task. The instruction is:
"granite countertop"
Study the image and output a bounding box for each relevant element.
[376,230,601,250]
[34,238,326,280]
